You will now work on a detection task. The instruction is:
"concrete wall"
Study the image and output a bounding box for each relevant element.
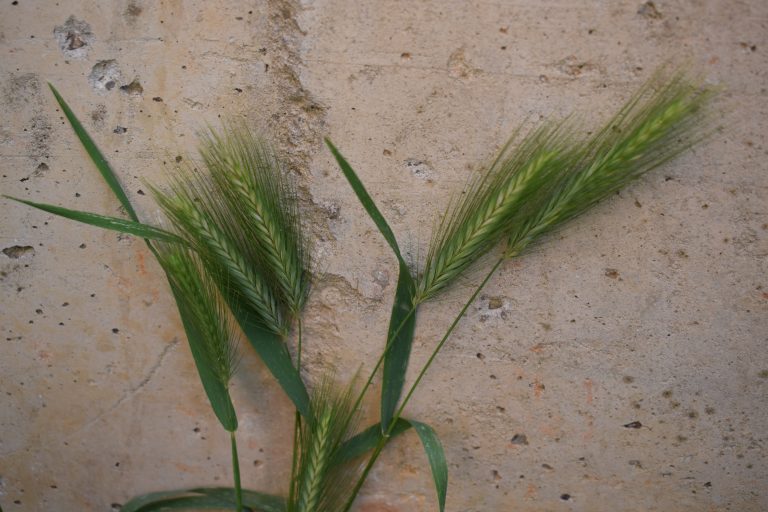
[1,1,766,511]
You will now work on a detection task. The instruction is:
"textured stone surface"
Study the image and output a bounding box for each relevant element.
[1,1,766,511]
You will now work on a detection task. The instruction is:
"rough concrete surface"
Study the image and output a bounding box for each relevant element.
[1,1,766,511]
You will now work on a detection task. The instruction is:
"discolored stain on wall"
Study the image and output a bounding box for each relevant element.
[53,15,94,59]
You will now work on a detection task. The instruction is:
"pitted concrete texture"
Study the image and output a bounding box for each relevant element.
[1,1,766,511]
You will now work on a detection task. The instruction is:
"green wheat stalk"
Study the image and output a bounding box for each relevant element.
[340,67,717,511]
[417,68,714,304]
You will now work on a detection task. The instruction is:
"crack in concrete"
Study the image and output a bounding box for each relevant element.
[68,338,180,437]
[265,0,326,169]
[263,0,334,243]
[128,337,180,395]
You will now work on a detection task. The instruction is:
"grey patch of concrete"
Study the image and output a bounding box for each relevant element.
[53,16,94,59]
[28,114,52,159]
[476,294,511,322]
[0,127,11,145]
[447,46,481,80]
[404,158,433,180]
[317,200,340,220]
[555,55,601,78]
[124,1,143,22]
[90,104,107,127]
[3,73,41,111]
[371,267,390,288]
[88,60,122,94]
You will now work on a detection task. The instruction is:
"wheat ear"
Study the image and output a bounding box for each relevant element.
[506,68,716,255]
[297,407,333,512]
[416,123,575,303]
[151,176,285,334]
[201,124,309,314]
[290,375,362,512]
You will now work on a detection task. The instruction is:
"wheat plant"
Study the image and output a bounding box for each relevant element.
[6,65,715,512]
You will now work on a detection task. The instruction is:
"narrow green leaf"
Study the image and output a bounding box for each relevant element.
[123,495,232,511]
[335,418,411,464]
[122,487,286,512]
[380,265,417,431]
[121,490,231,512]
[48,83,139,222]
[194,487,286,512]
[324,139,420,433]
[229,300,311,419]
[405,419,448,512]
[5,197,183,244]
[171,283,238,432]
[47,86,242,433]
[324,139,412,274]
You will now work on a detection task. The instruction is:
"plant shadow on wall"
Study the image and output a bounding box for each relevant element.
[7,66,716,512]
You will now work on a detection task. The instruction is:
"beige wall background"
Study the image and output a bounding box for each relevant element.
[1,1,766,511]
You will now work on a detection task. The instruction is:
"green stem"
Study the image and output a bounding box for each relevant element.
[395,258,502,419]
[230,430,243,512]
[288,318,305,510]
[341,257,504,512]
[342,305,418,434]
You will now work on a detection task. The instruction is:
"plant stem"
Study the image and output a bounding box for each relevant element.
[395,258,503,418]
[230,430,243,512]
[288,318,305,510]
[343,305,418,433]
[341,257,505,511]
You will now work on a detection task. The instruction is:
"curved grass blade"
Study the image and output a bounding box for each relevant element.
[48,83,138,222]
[195,487,286,512]
[121,490,231,512]
[335,418,445,510]
[123,495,231,511]
[325,139,418,433]
[324,139,411,272]
[47,85,237,428]
[229,300,311,420]
[122,487,286,512]
[170,283,237,431]
[405,420,447,512]
[334,418,411,464]
[5,197,183,244]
